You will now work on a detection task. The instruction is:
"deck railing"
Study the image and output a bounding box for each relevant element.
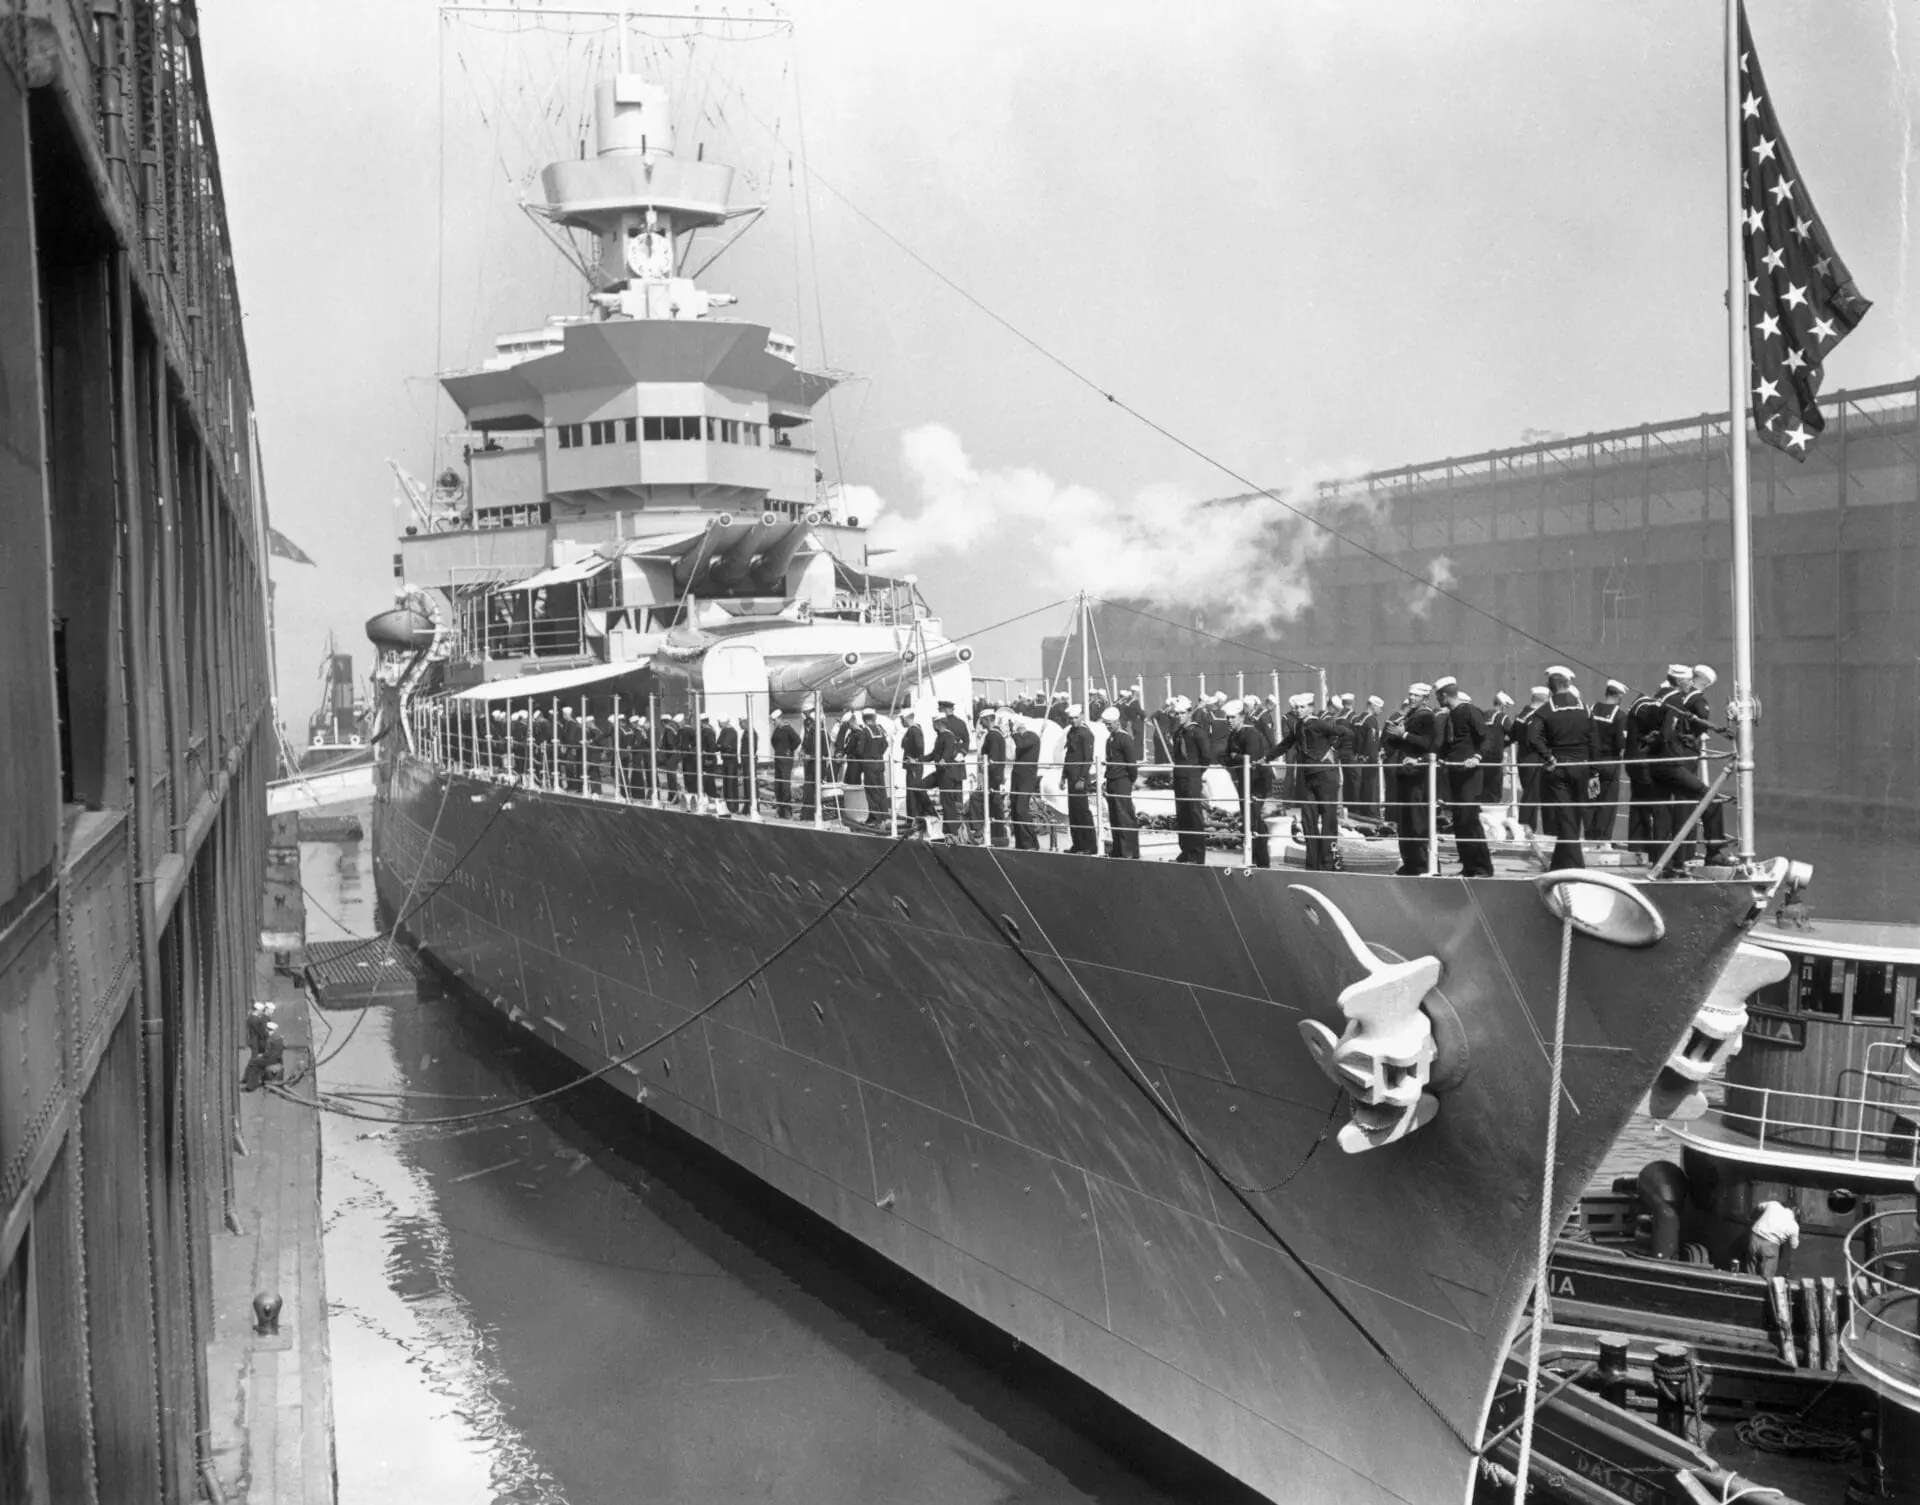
[1842,1210,1920,1395]
[1710,1076,1920,1170]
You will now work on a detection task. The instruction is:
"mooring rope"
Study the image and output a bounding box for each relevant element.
[1512,910,1575,1500]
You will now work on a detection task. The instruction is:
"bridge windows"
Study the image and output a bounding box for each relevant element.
[554,423,585,449]
[588,420,618,445]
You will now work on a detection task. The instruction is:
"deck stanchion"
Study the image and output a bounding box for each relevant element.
[648,695,659,806]
[887,733,898,838]
[1242,755,1253,867]
[813,714,824,829]
[748,692,760,820]
[1427,754,1440,874]
[612,695,622,801]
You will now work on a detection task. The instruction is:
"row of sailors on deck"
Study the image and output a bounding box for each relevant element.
[435,659,1727,875]
[1363,662,1731,879]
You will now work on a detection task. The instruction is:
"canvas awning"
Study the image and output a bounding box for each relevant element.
[514,554,614,592]
[449,660,651,702]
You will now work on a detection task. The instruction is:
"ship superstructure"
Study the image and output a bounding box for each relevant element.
[367,20,1817,1505]
[377,57,972,741]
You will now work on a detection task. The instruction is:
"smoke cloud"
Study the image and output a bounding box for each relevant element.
[860,424,1372,632]
[1407,552,1457,620]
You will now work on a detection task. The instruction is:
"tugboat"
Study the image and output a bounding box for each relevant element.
[295,634,375,775]
[361,17,1802,1503]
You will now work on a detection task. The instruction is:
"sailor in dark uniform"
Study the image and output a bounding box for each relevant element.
[1653,663,1730,872]
[1276,691,1341,870]
[1147,698,1178,769]
[1116,689,1146,758]
[1625,667,1686,859]
[851,709,888,827]
[1434,676,1493,877]
[1355,695,1385,819]
[1008,717,1042,850]
[619,713,646,800]
[1511,686,1549,834]
[532,703,556,786]
[1223,699,1273,868]
[899,708,932,834]
[932,698,971,841]
[800,701,829,820]
[1482,692,1514,814]
[1584,679,1628,842]
[1063,705,1098,854]
[771,713,800,817]
[1169,696,1210,864]
[696,716,720,803]
[1380,682,1437,875]
[1099,706,1140,858]
[1528,667,1597,871]
[979,707,1009,845]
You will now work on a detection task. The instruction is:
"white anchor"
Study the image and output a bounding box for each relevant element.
[1290,886,1443,1154]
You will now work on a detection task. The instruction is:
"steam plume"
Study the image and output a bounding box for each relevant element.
[860,424,1373,632]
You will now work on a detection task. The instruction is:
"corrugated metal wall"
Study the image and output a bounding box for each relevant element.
[1,8,277,1503]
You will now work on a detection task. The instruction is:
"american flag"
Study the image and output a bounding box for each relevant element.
[1738,3,1870,460]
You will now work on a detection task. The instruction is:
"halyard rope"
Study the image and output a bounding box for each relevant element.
[1512,910,1575,1500]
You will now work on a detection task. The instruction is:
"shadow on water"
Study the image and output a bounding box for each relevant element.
[305,805,1262,1505]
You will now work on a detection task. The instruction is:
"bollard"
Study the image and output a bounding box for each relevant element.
[1650,1343,1695,1441]
[1594,1334,1631,1409]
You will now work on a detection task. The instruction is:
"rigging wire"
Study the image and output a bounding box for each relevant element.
[277,834,911,1128]
[718,101,1608,677]
[789,39,846,500]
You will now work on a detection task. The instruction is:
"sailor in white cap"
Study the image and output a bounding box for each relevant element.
[1585,679,1630,843]
[1379,681,1438,873]
[1511,687,1551,835]
[899,705,932,834]
[1432,676,1494,876]
[1529,670,1599,871]
[1170,695,1211,863]
[1650,664,1730,871]
[1063,704,1098,853]
[1098,705,1140,857]
[1624,667,1693,858]
[1224,697,1274,868]
[1277,691,1340,870]
[1347,694,1385,818]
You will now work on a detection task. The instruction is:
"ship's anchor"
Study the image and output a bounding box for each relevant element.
[1290,886,1444,1154]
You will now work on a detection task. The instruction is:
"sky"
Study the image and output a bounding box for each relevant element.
[198,0,1920,725]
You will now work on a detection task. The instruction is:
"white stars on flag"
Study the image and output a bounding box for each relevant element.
[1735,2,1870,461]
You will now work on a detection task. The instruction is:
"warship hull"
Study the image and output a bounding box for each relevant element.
[372,750,1761,1504]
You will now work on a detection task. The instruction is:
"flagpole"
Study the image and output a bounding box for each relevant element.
[1725,0,1758,863]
